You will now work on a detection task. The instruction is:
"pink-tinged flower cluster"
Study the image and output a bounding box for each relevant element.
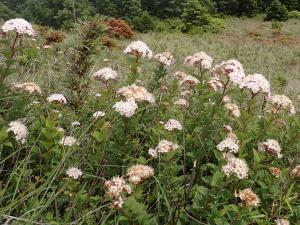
[126,164,154,184]
[66,167,83,180]
[124,40,152,59]
[92,67,118,81]
[258,139,282,158]
[240,73,271,97]
[1,18,35,36]
[164,119,183,131]
[149,139,179,158]
[236,188,260,207]
[184,51,213,70]
[113,100,138,118]
[154,52,174,66]
[222,156,249,179]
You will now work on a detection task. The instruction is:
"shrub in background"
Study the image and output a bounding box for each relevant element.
[132,11,155,33]
[265,0,289,21]
[289,10,300,19]
[154,18,184,33]
[105,18,134,39]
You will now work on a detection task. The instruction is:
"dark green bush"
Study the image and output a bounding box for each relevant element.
[265,0,289,21]
[132,11,155,33]
[289,10,300,19]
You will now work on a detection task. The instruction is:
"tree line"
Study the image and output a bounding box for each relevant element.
[0,0,299,28]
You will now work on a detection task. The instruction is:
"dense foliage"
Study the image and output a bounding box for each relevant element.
[0,17,300,224]
[1,0,300,29]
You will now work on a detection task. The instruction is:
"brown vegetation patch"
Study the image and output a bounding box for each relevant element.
[45,31,65,45]
[105,18,134,39]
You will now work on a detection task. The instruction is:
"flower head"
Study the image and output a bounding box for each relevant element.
[12,82,42,94]
[208,76,223,91]
[113,100,138,118]
[225,103,241,118]
[184,51,213,69]
[105,176,132,209]
[222,156,249,179]
[236,188,260,207]
[154,52,174,66]
[7,120,28,144]
[71,121,81,127]
[149,140,179,158]
[276,219,290,225]
[93,111,106,119]
[240,73,271,97]
[268,95,296,115]
[269,167,281,178]
[124,40,152,58]
[212,59,245,85]
[258,139,282,158]
[92,67,118,81]
[179,75,200,89]
[164,119,183,131]
[1,18,35,36]
[59,136,76,146]
[291,164,300,177]
[174,98,189,108]
[217,136,239,154]
[117,84,155,103]
[47,94,67,104]
[127,165,154,184]
[66,167,83,179]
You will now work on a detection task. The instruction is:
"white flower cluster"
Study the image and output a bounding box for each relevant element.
[268,94,296,115]
[222,97,241,118]
[12,82,42,94]
[164,119,183,131]
[154,52,174,66]
[92,67,118,81]
[104,176,132,209]
[179,75,200,89]
[217,136,239,153]
[47,94,67,104]
[240,73,271,97]
[59,136,77,146]
[258,139,282,158]
[291,164,300,177]
[71,121,81,127]
[126,164,154,184]
[212,59,245,86]
[113,100,138,118]
[124,40,153,59]
[174,98,189,108]
[117,84,155,104]
[276,219,290,225]
[1,18,35,36]
[149,139,179,158]
[236,188,260,207]
[66,167,83,180]
[184,51,213,70]
[208,76,223,91]
[93,111,106,119]
[7,120,28,144]
[222,156,249,179]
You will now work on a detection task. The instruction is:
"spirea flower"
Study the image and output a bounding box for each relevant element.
[1,18,35,36]
[217,136,239,153]
[184,51,213,69]
[149,140,179,158]
[113,100,138,118]
[221,95,232,104]
[47,94,67,104]
[93,111,106,118]
[175,71,188,80]
[126,165,154,184]
[66,167,83,179]
[71,121,81,127]
[124,40,152,59]
[154,52,174,66]
[117,84,155,103]
[212,59,245,85]
[208,76,223,91]
[236,188,260,207]
[92,67,118,81]
[276,219,290,225]
[268,95,296,115]
[12,82,42,94]
[291,164,300,177]
[223,125,233,133]
[7,120,28,144]
[240,73,271,97]
[269,167,281,178]
[179,75,200,89]
[225,103,241,118]
[174,98,189,108]
[59,136,76,146]
[105,176,132,209]
[222,156,249,179]
[164,119,183,131]
[258,139,282,158]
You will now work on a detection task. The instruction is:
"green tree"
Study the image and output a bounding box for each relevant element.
[114,0,142,21]
[0,2,18,20]
[141,0,187,18]
[181,0,210,32]
[265,0,289,21]
[132,11,155,32]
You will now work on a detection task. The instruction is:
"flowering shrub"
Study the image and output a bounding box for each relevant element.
[1,18,300,225]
